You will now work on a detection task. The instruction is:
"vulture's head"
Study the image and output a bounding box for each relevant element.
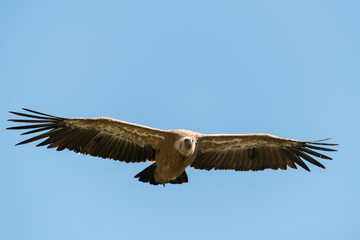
[175,137,196,157]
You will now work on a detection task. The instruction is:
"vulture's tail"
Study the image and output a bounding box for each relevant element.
[134,164,188,185]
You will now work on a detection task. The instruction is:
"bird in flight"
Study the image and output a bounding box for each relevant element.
[8,108,337,185]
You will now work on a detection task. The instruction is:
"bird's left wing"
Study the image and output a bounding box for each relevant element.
[8,108,168,163]
[191,134,337,171]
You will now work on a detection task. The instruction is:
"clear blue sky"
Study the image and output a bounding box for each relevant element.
[1,1,359,239]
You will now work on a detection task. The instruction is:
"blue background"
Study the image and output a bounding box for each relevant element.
[1,1,359,239]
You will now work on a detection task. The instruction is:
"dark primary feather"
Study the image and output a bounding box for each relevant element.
[192,135,337,172]
[7,108,157,163]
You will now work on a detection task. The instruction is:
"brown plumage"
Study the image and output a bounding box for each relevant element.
[7,108,337,185]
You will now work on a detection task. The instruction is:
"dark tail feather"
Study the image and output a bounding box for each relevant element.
[134,164,160,185]
[134,164,188,185]
[169,171,188,184]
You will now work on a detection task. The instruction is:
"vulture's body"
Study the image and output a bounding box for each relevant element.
[8,109,337,185]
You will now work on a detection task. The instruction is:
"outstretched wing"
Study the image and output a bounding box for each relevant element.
[192,134,337,171]
[8,108,168,163]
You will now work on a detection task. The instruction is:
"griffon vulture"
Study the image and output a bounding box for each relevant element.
[7,108,337,185]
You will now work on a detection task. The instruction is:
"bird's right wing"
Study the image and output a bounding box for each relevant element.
[8,108,168,163]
